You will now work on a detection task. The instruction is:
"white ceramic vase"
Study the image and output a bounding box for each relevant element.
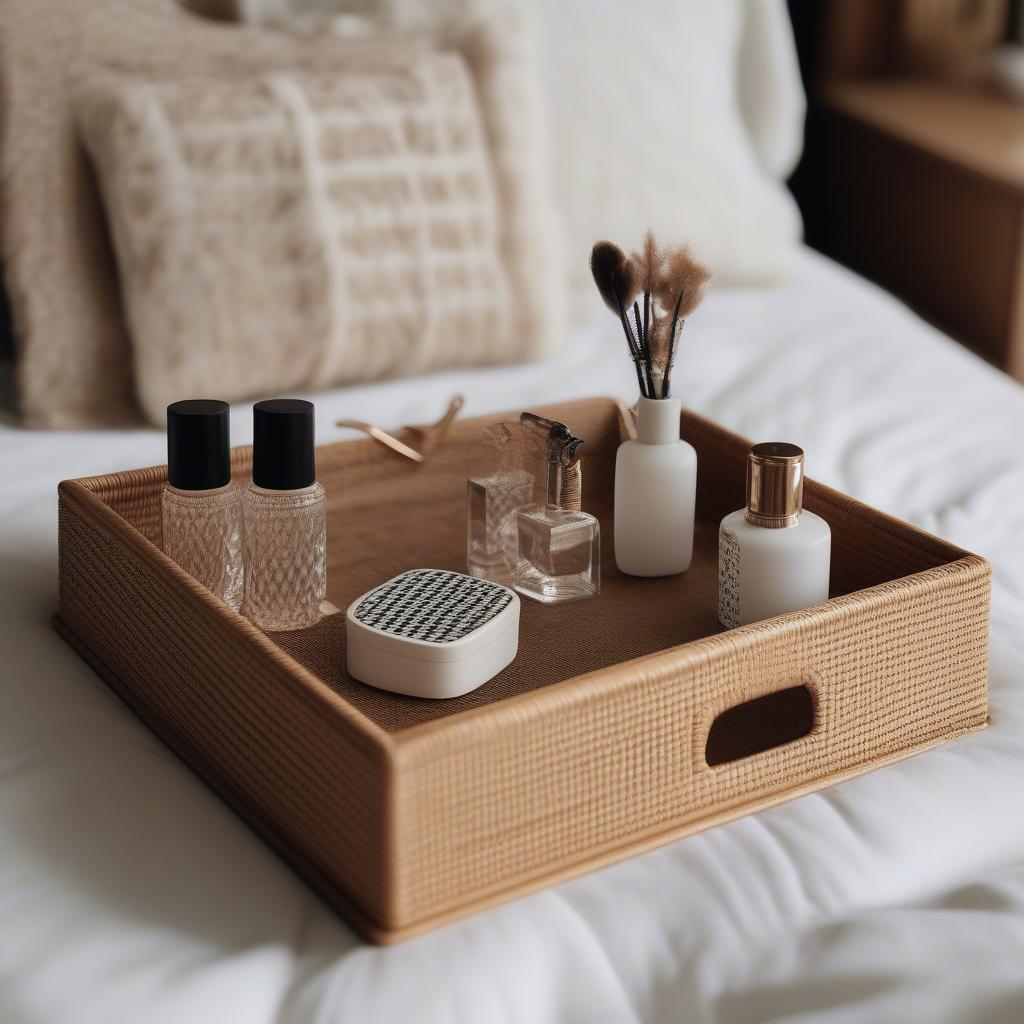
[614,397,697,577]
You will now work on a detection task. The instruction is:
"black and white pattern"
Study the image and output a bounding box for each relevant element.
[718,526,741,629]
[353,570,514,643]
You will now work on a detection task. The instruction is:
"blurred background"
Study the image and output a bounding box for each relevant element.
[0,0,1022,427]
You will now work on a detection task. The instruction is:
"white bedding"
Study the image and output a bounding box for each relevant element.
[3,248,1024,1024]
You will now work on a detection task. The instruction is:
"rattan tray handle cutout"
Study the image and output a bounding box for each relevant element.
[705,685,815,766]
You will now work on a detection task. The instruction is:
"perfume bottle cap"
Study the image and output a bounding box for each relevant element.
[167,399,231,490]
[746,442,804,528]
[253,399,316,490]
[519,412,584,511]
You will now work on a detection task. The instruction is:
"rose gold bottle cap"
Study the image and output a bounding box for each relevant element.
[745,442,804,528]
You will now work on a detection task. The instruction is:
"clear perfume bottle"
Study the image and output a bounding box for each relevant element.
[242,399,326,631]
[162,399,244,610]
[467,470,534,584]
[718,443,831,628]
[515,414,600,603]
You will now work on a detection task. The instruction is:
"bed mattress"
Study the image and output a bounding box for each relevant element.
[2,249,1023,1023]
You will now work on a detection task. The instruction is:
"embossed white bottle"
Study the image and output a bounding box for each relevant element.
[718,443,830,628]
[243,399,326,631]
[614,397,697,576]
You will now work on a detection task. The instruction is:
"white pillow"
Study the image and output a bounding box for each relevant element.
[529,0,802,309]
[737,0,807,180]
[233,0,804,310]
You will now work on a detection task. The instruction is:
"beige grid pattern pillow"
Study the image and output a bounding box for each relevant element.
[1,0,562,427]
[75,56,519,423]
[0,1,434,426]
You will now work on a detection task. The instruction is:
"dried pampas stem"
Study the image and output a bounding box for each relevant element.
[590,232,710,401]
[662,292,684,399]
[633,301,654,397]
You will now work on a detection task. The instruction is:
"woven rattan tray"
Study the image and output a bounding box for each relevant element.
[55,398,990,942]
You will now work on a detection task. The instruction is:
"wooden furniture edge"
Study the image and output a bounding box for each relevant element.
[820,81,1024,196]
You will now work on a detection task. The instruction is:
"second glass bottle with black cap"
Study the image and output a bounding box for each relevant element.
[243,399,326,631]
[162,399,244,610]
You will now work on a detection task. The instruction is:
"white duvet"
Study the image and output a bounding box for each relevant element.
[3,249,1024,1024]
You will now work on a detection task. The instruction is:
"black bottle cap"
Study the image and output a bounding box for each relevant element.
[252,399,316,490]
[167,400,231,490]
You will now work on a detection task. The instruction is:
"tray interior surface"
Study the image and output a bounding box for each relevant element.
[258,402,953,733]
[272,404,730,731]
[83,399,964,735]
[277,506,726,732]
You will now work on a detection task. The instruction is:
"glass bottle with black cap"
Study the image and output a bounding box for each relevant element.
[162,399,244,610]
[242,399,326,631]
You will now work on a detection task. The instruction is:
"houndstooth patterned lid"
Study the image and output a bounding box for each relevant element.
[352,570,515,644]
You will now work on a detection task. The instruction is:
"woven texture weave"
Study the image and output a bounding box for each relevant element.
[56,398,990,941]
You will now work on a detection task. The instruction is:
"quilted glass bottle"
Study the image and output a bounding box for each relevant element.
[243,483,326,630]
[162,400,243,611]
[243,399,326,631]
[162,484,244,610]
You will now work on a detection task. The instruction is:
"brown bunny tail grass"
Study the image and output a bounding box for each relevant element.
[650,308,684,400]
[591,241,648,396]
[648,312,672,375]
[590,241,637,313]
[631,231,663,385]
[590,232,709,401]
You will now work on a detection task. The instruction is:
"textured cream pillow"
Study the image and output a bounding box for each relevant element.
[1,0,561,427]
[0,0,427,427]
[75,56,551,424]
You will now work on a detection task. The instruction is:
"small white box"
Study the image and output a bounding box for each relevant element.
[345,569,520,699]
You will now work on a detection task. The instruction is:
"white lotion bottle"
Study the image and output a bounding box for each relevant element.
[718,443,831,628]
[614,397,697,576]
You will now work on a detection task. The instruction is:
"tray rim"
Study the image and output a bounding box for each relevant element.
[51,611,988,945]
[56,397,990,759]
